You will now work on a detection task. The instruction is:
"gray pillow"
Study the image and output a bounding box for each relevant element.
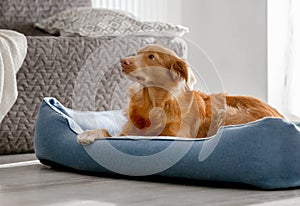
[34,8,189,37]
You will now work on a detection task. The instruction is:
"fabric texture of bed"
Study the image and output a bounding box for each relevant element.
[35,97,300,190]
[0,0,91,154]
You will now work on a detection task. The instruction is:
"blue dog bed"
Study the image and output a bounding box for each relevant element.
[34,97,300,189]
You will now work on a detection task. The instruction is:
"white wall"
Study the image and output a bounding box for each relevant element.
[91,0,182,24]
[182,0,268,101]
[166,0,182,25]
[267,0,289,115]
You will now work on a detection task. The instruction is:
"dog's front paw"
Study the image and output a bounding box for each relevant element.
[77,129,111,145]
[77,130,97,145]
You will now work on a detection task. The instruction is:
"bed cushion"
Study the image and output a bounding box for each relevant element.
[34,97,300,189]
[34,8,189,37]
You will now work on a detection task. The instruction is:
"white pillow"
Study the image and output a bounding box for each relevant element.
[34,8,189,37]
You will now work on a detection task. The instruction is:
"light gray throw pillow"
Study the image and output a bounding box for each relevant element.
[34,8,189,37]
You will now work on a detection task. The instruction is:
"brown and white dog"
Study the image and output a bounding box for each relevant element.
[77,44,283,144]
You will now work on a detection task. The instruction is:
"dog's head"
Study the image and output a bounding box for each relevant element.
[120,44,196,90]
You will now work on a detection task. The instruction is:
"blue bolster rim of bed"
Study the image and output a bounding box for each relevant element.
[34,97,300,189]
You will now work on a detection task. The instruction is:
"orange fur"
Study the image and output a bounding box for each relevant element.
[118,44,284,138]
[77,44,284,144]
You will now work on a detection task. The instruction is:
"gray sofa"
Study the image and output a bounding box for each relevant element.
[0,0,187,154]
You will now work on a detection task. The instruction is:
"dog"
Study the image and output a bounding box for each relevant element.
[77,44,284,145]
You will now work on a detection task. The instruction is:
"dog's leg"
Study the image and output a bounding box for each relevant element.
[120,107,167,136]
[77,129,111,145]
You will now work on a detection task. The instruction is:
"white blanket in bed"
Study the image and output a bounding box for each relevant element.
[0,30,27,123]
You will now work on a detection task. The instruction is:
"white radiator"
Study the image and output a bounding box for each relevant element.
[91,0,168,22]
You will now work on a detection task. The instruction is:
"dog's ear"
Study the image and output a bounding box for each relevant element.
[169,57,189,82]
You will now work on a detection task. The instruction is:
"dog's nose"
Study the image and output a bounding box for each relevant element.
[120,59,131,66]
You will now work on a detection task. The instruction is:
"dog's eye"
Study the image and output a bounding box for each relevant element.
[148,54,155,60]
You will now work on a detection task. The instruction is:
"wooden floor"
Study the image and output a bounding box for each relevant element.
[1,154,300,206]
